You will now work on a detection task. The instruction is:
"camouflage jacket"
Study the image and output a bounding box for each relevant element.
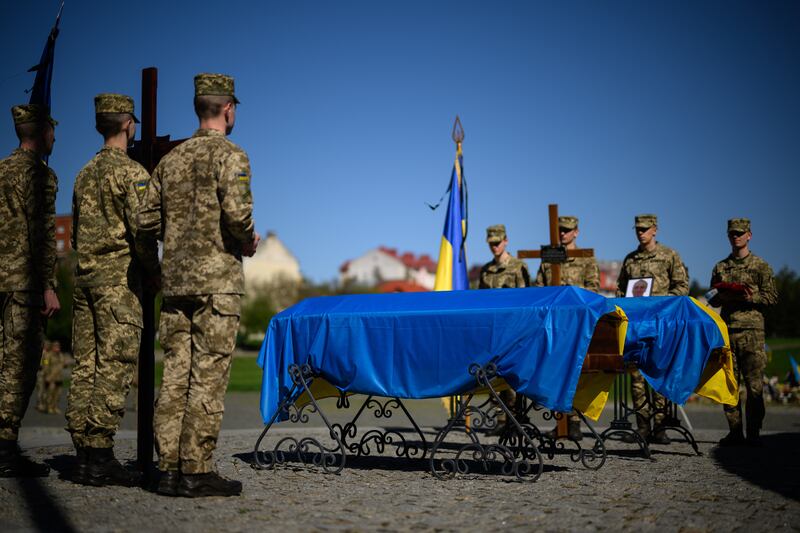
[534,255,600,292]
[137,129,255,296]
[616,242,688,297]
[709,252,777,330]
[0,148,58,294]
[478,255,530,289]
[72,146,158,287]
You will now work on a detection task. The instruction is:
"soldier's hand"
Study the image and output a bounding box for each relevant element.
[242,232,261,257]
[42,289,61,318]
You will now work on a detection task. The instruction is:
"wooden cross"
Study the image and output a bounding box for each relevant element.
[128,67,189,479]
[517,203,595,437]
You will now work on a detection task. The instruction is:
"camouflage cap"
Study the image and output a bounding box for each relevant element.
[94,93,140,123]
[634,214,658,229]
[559,216,578,230]
[486,224,507,244]
[728,218,751,233]
[194,73,240,104]
[11,104,57,127]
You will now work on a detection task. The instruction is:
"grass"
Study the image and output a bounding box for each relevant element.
[154,355,263,392]
[765,337,800,380]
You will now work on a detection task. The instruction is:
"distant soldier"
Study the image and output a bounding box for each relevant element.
[138,73,260,498]
[36,341,65,414]
[535,215,599,440]
[65,94,158,487]
[708,218,777,446]
[617,214,688,445]
[478,224,529,435]
[0,104,60,477]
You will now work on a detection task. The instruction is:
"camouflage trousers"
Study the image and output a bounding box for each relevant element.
[66,285,142,449]
[37,378,63,414]
[631,369,666,433]
[724,328,767,435]
[154,294,240,474]
[0,292,44,441]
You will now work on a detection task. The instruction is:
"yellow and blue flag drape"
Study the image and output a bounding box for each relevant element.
[28,5,62,110]
[433,144,468,291]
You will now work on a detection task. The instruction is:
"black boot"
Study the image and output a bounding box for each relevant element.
[567,420,583,442]
[156,470,180,496]
[648,430,671,445]
[72,446,90,484]
[177,471,242,498]
[621,427,650,444]
[718,429,745,447]
[0,439,50,478]
[84,447,140,487]
[745,428,763,447]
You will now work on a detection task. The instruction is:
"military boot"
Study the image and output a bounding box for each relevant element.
[718,428,745,447]
[156,470,180,496]
[648,429,671,445]
[84,447,141,487]
[177,471,242,498]
[745,428,763,447]
[0,439,50,478]
[567,419,583,441]
[71,446,90,484]
[621,427,650,444]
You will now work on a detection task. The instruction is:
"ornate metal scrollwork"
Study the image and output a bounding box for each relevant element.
[253,363,347,474]
[429,363,544,482]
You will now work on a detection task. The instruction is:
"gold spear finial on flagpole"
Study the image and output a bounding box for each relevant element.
[451,115,464,147]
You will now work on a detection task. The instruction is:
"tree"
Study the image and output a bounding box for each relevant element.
[764,267,800,338]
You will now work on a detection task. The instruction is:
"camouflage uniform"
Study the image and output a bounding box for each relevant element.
[36,342,64,414]
[138,74,254,475]
[0,105,58,443]
[709,219,777,438]
[65,94,156,451]
[478,225,530,289]
[617,214,689,436]
[534,216,598,427]
[477,225,528,428]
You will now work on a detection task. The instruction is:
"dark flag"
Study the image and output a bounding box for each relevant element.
[27,2,64,109]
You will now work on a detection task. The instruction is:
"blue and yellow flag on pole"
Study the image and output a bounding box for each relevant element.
[433,119,468,291]
[28,3,63,110]
[790,355,800,383]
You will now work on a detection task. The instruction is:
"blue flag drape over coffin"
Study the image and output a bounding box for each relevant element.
[611,296,731,404]
[258,286,614,423]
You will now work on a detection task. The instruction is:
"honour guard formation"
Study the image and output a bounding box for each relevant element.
[0,8,795,533]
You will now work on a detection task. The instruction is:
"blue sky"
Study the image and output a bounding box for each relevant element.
[1,1,798,284]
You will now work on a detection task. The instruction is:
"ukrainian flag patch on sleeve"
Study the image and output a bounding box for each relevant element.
[136,181,147,191]
[237,172,250,182]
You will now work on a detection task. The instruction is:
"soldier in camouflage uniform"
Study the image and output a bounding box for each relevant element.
[478,225,529,435]
[138,74,260,498]
[65,94,158,486]
[0,104,60,477]
[617,214,689,445]
[535,216,599,441]
[709,218,777,446]
[36,341,65,414]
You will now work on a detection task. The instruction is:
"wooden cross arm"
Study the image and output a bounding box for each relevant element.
[517,248,595,260]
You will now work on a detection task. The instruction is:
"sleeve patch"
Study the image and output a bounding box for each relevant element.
[136,181,148,191]
[237,172,250,182]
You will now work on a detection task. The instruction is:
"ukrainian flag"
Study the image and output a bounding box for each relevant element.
[433,143,468,291]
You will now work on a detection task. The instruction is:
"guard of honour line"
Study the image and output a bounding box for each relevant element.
[0,73,777,497]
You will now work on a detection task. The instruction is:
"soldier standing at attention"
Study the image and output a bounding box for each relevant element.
[0,104,60,477]
[535,215,599,441]
[708,218,777,446]
[65,94,158,487]
[616,214,688,445]
[138,74,260,498]
[478,224,529,435]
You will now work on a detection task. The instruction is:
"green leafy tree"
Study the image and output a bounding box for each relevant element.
[764,267,800,337]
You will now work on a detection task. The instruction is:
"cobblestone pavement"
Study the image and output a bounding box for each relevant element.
[2,395,799,532]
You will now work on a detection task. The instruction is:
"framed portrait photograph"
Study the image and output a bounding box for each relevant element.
[625,277,654,298]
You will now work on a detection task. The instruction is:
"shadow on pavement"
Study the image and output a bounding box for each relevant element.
[712,432,800,501]
[14,474,77,533]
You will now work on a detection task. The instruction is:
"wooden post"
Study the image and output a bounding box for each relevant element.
[518,203,595,438]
